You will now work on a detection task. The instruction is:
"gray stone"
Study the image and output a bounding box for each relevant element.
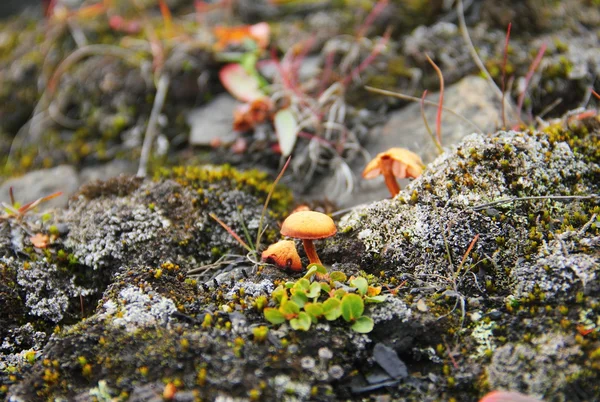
[337,76,514,208]
[375,76,509,163]
[372,343,408,379]
[79,160,137,184]
[0,165,79,210]
[187,94,238,146]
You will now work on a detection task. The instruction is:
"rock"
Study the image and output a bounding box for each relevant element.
[377,76,506,164]
[187,94,239,146]
[329,120,600,400]
[372,343,408,379]
[0,165,79,210]
[79,160,137,185]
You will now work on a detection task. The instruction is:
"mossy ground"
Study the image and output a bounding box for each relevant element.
[2,118,598,401]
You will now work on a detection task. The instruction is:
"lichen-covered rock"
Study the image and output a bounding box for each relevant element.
[326,119,600,400]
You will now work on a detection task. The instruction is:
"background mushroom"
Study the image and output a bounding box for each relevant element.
[280,211,336,266]
[362,147,424,197]
[261,240,302,272]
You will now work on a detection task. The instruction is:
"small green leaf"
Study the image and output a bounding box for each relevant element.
[306,282,322,299]
[280,300,300,319]
[320,282,331,293]
[350,277,368,296]
[304,302,324,319]
[303,265,318,279]
[351,316,374,333]
[293,278,311,292]
[364,295,388,304]
[322,298,342,321]
[329,271,347,282]
[290,290,308,308]
[274,108,299,157]
[307,263,328,275]
[285,281,295,289]
[264,308,285,324]
[290,312,311,331]
[333,289,347,299]
[271,285,286,303]
[341,293,364,322]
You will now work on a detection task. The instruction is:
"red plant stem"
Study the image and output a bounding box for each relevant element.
[517,42,547,118]
[356,0,389,38]
[302,240,322,265]
[158,0,173,36]
[592,89,600,100]
[501,22,512,128]
[297,131,335,146]
[381,157,400,197]
[290,37,316,89]
[318,51,335,95]
[425,54,444,147]
[342,27,391,87]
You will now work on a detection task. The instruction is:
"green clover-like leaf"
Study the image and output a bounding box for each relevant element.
[304,302,324,322]
[350,277,368,296]
[303,265,318,279]
[293,278,311,292]
[341,293,364,322]
[290,312,311,331]
[364,295,388,304]
[280,300,300,319]
[306,282,322,299]
[333,289,347,299]
[264,308,285,325]
[290,290,308,308]
[329,271,347,282]
[351,316,374,333]
[271,285,287,303]
[322,298,342,321]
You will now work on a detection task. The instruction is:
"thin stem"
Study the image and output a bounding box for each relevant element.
[421,90,443,154]
[365,86,484,134]
[425,54,444,147]
[500,22,512,128]
[137,74,170,177]
[456,0,516,123]
[254,156,291,252]
[471,194,599,211]
[302,239,321,265]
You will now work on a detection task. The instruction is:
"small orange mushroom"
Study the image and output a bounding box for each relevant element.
[280,211,337,266]
[261,240,302,272]
[362,147,424,197]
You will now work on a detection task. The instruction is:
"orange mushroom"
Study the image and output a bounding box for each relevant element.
[362,147,424,197]
[261,240,302,272]
[280,211,337,266]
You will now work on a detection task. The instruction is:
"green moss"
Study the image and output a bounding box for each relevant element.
[156,165,293,217]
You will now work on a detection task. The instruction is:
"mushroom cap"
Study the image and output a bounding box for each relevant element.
[281,211,337,240]
[362,147,424,180]
[261,240,302,271]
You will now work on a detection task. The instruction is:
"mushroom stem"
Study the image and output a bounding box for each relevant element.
[381,158,400,197]
[302,239,322,265]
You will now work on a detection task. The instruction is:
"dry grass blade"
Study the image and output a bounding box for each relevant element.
[255,156,291,252]
[420,90,443,154]
[425,54,444,147]
[209,213,253,253]
[501,23,512,128]
[516,43,547,119]
[365,86,484,134]
[456,234,479,279]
